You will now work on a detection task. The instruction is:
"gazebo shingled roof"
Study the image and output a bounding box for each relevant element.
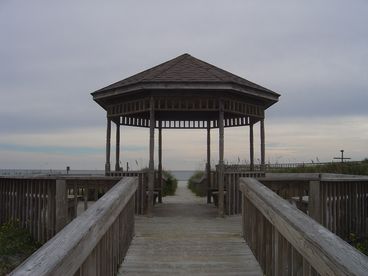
[92,53,280,110]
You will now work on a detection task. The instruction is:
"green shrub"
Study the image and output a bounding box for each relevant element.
[348,233,368,256]
[187,171,206,197]
[162,171,178,196]
[0,220,41,275]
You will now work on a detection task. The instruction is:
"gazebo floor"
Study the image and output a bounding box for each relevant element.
[118,182,262,276]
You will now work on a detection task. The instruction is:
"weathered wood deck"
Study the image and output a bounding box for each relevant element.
[118,182,262,275]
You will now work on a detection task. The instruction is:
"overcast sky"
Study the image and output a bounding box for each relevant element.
[0,0,367,170]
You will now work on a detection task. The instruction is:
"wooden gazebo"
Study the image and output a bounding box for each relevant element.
[91,53,280,216]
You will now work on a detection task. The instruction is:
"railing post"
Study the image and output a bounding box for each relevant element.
[206,122,211,203]
[55,179,68,232]
[273,227,280,276]
[158,122,162,203]
[147,97,155,217]
[115,122,120,171]
[249,122,254,171]
[309,180,321,223]
[218,100,225,217]
[105,116,111,174]
[260,119,265,171]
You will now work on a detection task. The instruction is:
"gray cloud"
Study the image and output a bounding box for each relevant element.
[1,1,367,115]
[0,0,367,168]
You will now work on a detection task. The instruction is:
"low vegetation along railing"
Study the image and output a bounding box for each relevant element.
[240,177,368,275]
[11,177,137,276]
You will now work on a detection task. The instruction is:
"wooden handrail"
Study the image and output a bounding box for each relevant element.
[239,177,368,275]
[11,177,137,276]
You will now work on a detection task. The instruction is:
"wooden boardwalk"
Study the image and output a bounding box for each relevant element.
[118,182,262,275]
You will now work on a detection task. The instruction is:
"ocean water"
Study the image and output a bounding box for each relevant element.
[0,169,195,181]
[169,171,195,181]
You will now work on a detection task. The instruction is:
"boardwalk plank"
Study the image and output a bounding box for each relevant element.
[118,182,262,275]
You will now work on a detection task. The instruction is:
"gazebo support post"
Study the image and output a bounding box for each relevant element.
[158,122,162,203]
[105,117,111,175]
[147,97,155,216]
[260,119,265,170]
[249,122,254,171]
[115,122,120,171]
[206,122,211,204]
[218,102,225,217]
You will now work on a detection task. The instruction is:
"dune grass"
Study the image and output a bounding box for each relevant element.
[187,171,206,197]
[162,171,178,196]
[0,220,41,275]
[271,159,368,175]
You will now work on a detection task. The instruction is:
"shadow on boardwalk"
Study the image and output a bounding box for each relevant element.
[119,181,262,275]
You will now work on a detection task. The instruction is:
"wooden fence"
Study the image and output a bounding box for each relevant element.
[210,170,265,215]
[257,174,314,214]
[66,178,121,220]
[0,174,147,245]
[11,177,137,276]
[211,171,368,224]
[240,177,368,276]
[256,173,368,241]
[0,176,123,244]
[0,177,70,244]
[66,174,147,216]
[309,176,368,240]
[108,170,164,213]
[224,161,363,171]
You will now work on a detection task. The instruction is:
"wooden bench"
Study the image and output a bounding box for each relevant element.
[67,195,84,219]
[290,195,308,214]
[211,190,227,207]
[146,190,160,205]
